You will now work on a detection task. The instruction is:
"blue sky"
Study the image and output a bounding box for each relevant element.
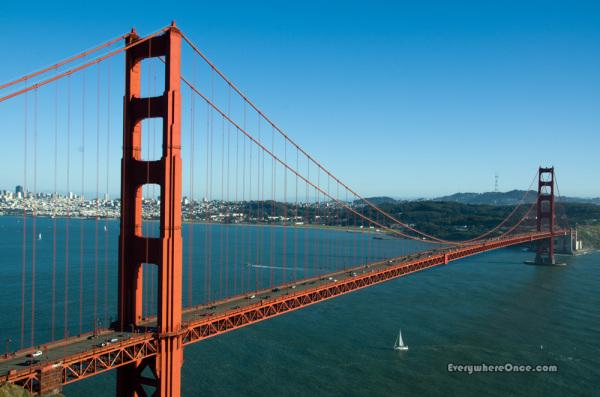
[0,1,599,198]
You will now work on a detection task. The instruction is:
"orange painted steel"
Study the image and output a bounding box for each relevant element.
[117,23,183,397]
[6,335,157,395]
[4,230,566,395]
[536,167,556,264]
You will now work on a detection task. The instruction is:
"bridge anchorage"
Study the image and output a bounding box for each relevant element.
[0,22,572,397]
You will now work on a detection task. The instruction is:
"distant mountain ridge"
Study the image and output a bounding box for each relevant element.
[433,190,600,206]
[358,191,600,206]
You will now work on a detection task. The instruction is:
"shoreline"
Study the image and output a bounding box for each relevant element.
[3,213,599,249]
[0,213,385,235]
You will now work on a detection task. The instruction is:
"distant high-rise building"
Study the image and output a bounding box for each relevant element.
[15,185,24,199]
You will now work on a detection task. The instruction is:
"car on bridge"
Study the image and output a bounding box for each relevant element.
[27,350,43,358]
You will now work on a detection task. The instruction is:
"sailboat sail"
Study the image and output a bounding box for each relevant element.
[394,328,408,350]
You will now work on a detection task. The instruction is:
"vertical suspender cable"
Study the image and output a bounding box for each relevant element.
[52,75,59,341]
[256,116,261,292]
[314,170,319,275]
[240,130,246,294]
[240,108,247,295]
[65,76,71,339]
[31,88,38,347]
[242,131,248,294]
[225,90,231,298]
[353,194,357,268]
[208,73,214,302]
[270,126,275,288]
[188,82,195,307]
[233,119,239,295]
[20,85,28,349]
[247,129,253,292]
[260,117,266,290]
[104,63,110,326]
[79,71,86,336]
[294,147,298,282]
[94,64,100,330]
[282,137,287,285]
[204,100,210,303]
[304,156,309,276]
[326,175,330,271]
[346,187,350,269]
[338,183,342,270]
[219,115,225,299]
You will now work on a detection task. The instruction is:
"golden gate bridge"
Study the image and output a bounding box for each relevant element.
[0,23,570,396]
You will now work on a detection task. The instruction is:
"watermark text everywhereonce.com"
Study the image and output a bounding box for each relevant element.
[447,363,558,374]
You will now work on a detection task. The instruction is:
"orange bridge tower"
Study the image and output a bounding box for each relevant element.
[535,167,556,265]
[117,23,183,397]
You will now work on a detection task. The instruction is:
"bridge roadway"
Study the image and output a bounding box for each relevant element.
[1,230,564,394]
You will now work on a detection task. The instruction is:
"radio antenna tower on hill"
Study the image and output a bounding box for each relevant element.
[494,173,499,192]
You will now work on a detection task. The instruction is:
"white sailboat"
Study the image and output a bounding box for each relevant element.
[394,329,408,351]
[38,233,42,240]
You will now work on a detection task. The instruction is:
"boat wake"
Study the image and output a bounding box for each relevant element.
[245,263,309,271]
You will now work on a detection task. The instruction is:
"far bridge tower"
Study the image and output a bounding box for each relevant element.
[535,167,556,265]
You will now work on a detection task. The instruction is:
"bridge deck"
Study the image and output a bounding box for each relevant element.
[1,230,564,394]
